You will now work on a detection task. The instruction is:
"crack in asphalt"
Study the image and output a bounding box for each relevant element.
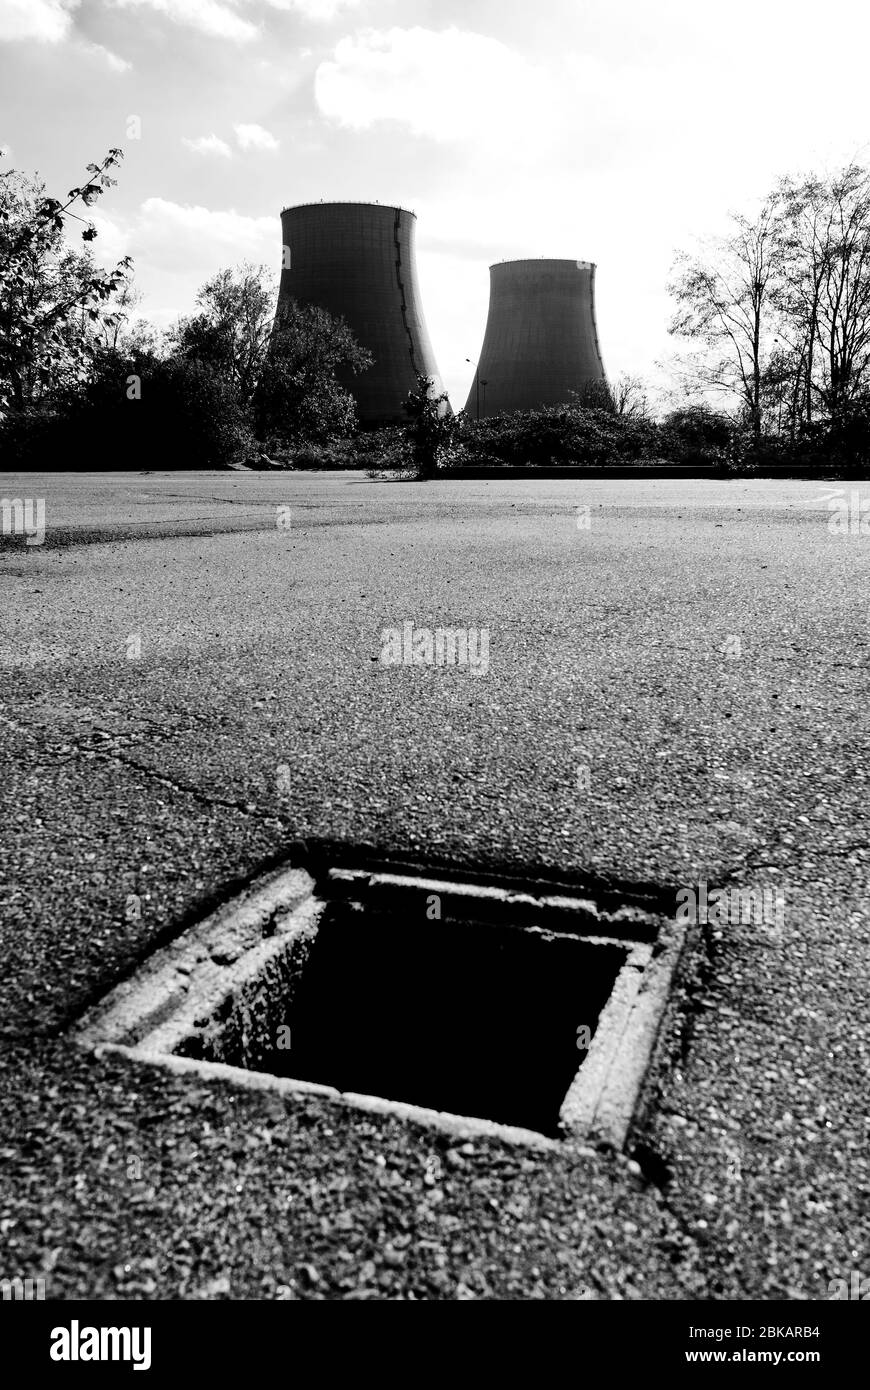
[100,745,284,824]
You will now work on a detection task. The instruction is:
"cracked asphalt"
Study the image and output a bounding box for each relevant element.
[0,469,868,1301]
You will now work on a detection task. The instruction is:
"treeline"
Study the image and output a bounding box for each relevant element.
[365,401,797,474]
[669,162,870,463]
[0,150,374,469]
[5,148,870,474]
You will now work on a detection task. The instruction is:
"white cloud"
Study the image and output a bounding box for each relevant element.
[83,201,278,339]
[234,122,279,151]
[133,197,275,271]
[182,133,234,158]
[0,0,358,48]
[0,0,79,42]
[262,0,362,19]
[315,27,549,145]
[313,24,704,170]
[109,0,258,42]
[83,212,131,267]
[82,40,131,71]
[105,0,360,41]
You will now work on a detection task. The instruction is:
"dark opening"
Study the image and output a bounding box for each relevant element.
[243,902,625,1137]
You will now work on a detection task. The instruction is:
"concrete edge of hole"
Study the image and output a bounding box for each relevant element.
[72,866,318,1052]
[560,922,688,1149]
[328,868,658,941]
[93,1043,572,1154]
[73,859,682,1154]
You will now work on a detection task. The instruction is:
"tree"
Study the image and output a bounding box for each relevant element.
[612,373,649,418]
[254,297,371,446]
[403,374,457,477]
[95,282,157,355]
[667,163,870,453]
[0,150,131,414]
[21,346,255,471]
[660,406,734,465]
[573,379,616,412]
[170,263,275,406]
[777,165,870,426]
[669,196,782,438]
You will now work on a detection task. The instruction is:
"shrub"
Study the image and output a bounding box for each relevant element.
[659,406,734,466]
[457,403,658,468]
[0,401,66,467]
[0,350,254,469]
[282,438,357,469]
[815,402,870,468]
[352,426,412,473]
[402,375,458,477]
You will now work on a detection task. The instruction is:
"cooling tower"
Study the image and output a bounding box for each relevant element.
[465,259,608,418]
[275,202,447,426]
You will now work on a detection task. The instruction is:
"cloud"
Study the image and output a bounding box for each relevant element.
[182,133,234,158]
[312,24,722,175]
[315,27,549,144]
[84,201,278,338]
[84,212,132,267]
[0,0,79,42]
[104,0,359,40]
[108,0,258,42]
[262,0,362,19]
[234,122,279,151]
[82,40,131,71]
[133,197,276,271]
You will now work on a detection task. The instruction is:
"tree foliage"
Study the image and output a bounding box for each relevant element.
[170,264,275,406]
[669,163,870,459]
[402,374,457,477]
[776,165,870,427]
[254,296,372,447]
[669,197,781,437]
[457,402,658,468]
[0,150,131,414]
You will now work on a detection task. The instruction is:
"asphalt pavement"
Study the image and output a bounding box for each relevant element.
[0,469,867,1300]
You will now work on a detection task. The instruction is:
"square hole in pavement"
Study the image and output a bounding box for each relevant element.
[75,862,683,1147]
[183,899,626,1137]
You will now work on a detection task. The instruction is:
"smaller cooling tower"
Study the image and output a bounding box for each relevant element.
[276,202,447,426]
[465,259,607,418]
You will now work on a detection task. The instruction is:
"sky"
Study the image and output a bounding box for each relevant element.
[2,0,870,410]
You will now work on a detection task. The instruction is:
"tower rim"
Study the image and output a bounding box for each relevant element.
[280,200,417,218]
[489,257,596,271]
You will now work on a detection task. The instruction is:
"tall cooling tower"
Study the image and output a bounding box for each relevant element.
[275,202,446,426]
[465,259,607,417]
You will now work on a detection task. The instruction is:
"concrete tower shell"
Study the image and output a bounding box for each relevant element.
[465,259,607,418]
[276,202,446,426]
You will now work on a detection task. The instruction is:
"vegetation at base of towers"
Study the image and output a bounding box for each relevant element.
[5,144,870,475]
